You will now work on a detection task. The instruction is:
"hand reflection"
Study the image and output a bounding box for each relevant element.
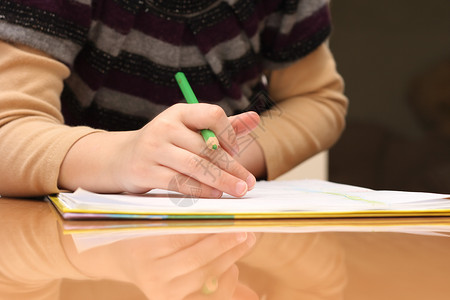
[238,233,347,299]
[0,199,346,300]
[61,231,259,300]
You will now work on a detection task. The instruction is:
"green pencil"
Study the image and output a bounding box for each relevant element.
[175,72,219,150]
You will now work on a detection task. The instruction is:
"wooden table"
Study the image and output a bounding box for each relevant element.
[1,197,450,299]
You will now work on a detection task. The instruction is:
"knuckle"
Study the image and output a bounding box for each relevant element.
[156,117,177,132]
[183,254,206,271]
[229,263,239,277]
[145,271,162,285]
[220,264,239,283]
[170,102,186,112]
[167,234,190,250]
[195,266,208,281]
[209,105,226,120]
[216,234,239,251]
[220,156,239,173]
[128,163,145,180]
[186,155,203,172]
[166,291,182,300]
[125,160,149,185]
[214,173,230,188]
[232,164,248,179]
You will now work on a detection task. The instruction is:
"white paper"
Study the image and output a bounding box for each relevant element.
[58,179,450,215]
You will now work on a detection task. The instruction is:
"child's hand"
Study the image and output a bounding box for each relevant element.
[116,103,259,197]
[62,231,258,299]
[59,103,260,197]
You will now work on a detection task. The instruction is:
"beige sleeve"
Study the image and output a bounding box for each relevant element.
[254,43,348,180]
[0,200,88,299]
[0,41,101,197]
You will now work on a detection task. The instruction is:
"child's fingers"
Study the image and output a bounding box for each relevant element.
[228,111,260,137]
[170,130,256,192]
[159,146,250,197]
[161,233,256,298]
[164,172,224,199]
[118,163,223,198]
[175,103,239,156]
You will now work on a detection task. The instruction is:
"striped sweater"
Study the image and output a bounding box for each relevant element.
[0,0,331,131]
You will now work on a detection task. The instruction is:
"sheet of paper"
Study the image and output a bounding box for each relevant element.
[69,222,450,252]
[57,179,450,215]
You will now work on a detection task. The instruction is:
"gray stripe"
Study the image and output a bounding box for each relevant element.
[90,88,254,126]
[88,21,262,70]
[88,21,126,56]
[263,60,293,71]
[94,88,168,120]
[66,73,96,107]
[125,29,262,70]
[121,29,206,67]
[218,95,251,116]
[249,23,264,53]
[266,0,328,34]
[224,0,240,6]
[0,23,81,65]
[204,32,254,74]
[94,87,250,120]
[72,0,92,5]
[81,7,272,76]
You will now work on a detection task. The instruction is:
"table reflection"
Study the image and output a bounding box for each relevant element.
[1,197,450,299]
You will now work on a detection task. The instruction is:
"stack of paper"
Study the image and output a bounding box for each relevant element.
[47,180,450,220]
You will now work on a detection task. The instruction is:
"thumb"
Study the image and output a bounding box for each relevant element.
[228,111,260,137]
[232,281,260,300]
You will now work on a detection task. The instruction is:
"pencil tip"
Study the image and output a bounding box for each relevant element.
[212,145,218,150]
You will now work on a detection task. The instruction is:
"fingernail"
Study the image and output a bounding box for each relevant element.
[246,174,256,190]
[236,232,247,243]
[233,145,240,156]
[235,181,247,196]
[211,189,222,198]
[246,232,256,247]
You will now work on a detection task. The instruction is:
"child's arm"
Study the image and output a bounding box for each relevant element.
[244,43,348,180]
[57,103,259,198]
[0,41,258,197]
[0,41,100,197]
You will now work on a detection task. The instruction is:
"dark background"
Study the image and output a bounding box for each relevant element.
[328,0,450,193]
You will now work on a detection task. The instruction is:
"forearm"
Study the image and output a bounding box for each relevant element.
[0,119,99,196]
[238,233,347,298]
[0,200,87,287]
[0,41,99,197]
[256,43,348,179]
[0,41,258,197]
[58,130,130,193]
[233,136,266,179]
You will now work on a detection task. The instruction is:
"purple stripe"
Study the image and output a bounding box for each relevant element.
[132,1,281,48]
[194,1,279,54]
[262,5,330,52]
[74,62,262,111]
[195,62,261,101]
[133,12,196,46]
[12,0,91,27]
[73,57,106,91]
[258,0,283,18]
[73,51,257,103]
[195,82,235,103]
[100,63,262,105]
[206,1,276,43]
[233,64,262,92]
[226,65,262,100]
[92,0,137,34]
[103,71,227,105]
[238,9,260,37]
[193,17,243,54]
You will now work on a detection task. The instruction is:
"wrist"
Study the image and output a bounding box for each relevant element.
[58,131,129,193]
